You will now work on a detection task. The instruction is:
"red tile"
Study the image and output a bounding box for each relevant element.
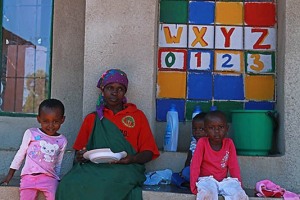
[245,3,276,27]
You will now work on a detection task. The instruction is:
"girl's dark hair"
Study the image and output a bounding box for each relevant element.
[204,110,227,123]
[38,99,65,116]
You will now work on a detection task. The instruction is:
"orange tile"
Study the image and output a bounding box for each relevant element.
[157,71,186,98]
[245,75,275,100]
[215,2,243,25]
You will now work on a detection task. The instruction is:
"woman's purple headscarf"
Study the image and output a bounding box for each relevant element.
[96,69,128,120]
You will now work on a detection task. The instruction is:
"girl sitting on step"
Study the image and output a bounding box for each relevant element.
[190,110,249,200]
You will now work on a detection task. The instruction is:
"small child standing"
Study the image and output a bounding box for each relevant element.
[0,99,67,200]
[171,113,206,188]
[190,110,248,200]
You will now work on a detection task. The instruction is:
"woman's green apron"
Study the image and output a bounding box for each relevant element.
[55,117,146,200]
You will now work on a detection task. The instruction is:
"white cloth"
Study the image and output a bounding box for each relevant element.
[196,176,249,200]
[189,137,197,154]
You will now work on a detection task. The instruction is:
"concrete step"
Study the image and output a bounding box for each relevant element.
[0,186,45,200]
[0,185,283,200]
[0,151,284,200]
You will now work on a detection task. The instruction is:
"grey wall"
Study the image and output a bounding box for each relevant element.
[50,0,86,174]
[83,0,158,126]
[52,0,85,148]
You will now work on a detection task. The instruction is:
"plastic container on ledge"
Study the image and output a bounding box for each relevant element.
[231,110,277,156]
[164,104,179,152]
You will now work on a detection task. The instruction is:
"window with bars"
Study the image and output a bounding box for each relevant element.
[0,0,53,116]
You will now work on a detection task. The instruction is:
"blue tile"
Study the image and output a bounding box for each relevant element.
[189,1,215,25]
[214,74,244,100]
[156,99,186,122]
[245,101,275,110]
[187,72,213,100]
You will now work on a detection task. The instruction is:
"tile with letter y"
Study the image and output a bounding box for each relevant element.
[215,26,243,50]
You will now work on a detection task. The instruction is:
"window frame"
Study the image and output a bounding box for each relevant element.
[0,0,54,117]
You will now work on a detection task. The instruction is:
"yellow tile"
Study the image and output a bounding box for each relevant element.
[216,2,243,25]
[157,71,186,98]
[245,75,275,100]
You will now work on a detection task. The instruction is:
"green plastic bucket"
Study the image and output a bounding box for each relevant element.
[231,110,276,156]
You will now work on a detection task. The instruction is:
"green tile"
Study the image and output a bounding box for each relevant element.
[160,1,188,23]
[186,101,212,121]
[214,101,244,122]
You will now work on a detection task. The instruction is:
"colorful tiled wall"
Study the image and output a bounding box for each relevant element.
[156,0,277,122]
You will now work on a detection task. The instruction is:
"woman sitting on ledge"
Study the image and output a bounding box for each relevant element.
[56,69,160,200]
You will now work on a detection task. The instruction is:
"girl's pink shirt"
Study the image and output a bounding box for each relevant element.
[190,137,242,194]
[10,128,67,180]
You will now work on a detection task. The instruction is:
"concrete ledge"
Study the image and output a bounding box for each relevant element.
[145,151,186,172]
[0,177,283,200]
[143,190,196,200]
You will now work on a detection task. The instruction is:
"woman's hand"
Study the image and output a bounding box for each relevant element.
[114,150,153,164]
[115,154,135,164]
[75,147,89,163]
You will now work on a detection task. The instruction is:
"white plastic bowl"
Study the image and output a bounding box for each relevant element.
[83,148,127,164]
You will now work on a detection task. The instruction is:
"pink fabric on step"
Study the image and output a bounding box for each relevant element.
[283,191,300,200]
[256,180,300,200]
